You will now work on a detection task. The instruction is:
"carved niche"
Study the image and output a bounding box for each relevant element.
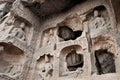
[57,13,83,42]
[0,42,26,77]
[10,17,33,45]
[41,28,57,47]
[59,45,84,76]
[35,54,53,80]
[86,6,110,36]
[0,12,33,45]
[92,35,117,75]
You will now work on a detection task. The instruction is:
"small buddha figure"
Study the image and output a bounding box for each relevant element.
[16,22,26,41]
[42,32,49,46]
[92,10,106,28]
[44,55,53,80]
[48,29,56,45]
[42,29,56,46]
[37,55,53,80]
[9,22,26,42]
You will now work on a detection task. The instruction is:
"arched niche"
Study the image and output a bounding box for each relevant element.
[0,42,26,77]
[36,54,54,80]
[87,5,109,20]
[95,49,116,75]
[40,27,57,47]
[59,45,84,76]
[93,35,117,56]
[66,50,83,71]
[36,54,54,70]
[0,14,33,45]
[57,13,83,41]
[14,16,33,45]
[86,5,110,31]
[92,35,117,75]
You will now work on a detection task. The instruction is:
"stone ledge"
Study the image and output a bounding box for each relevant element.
[58,73,120,80]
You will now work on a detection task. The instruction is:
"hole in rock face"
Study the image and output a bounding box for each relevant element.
[95,49,116,75]
[58,26,74,41]
[94,6,106,12]
[66,50,84,71]
[73,30,83,39]
[57,26,82,41]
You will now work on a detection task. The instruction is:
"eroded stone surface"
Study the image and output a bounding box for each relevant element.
[0,0,120,80]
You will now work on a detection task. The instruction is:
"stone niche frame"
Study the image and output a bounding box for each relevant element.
[56,14,84,42]
[92,35,118,75]
[40,27,58,47]
[86,5,111,37]
[13,16,33,46]
[35,53,54,80]
[59,45,86,76]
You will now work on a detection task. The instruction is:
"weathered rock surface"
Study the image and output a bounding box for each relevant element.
[0,0,120,80]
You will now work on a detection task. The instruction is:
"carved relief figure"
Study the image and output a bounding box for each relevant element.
[44,55,53,80]
[0,13,14,39]
[42,28,56,46]
[57,26,75,41]
[47,29,56,45]
[90,10,106,29]
[37,55,53,80]
[0,10,27,44]
[8,22,26,43]
[5,63,23,77]
[42,32,49,46]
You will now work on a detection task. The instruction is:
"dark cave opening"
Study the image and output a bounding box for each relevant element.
[95,49,116,75]
[94,6,106,11]
[73,30,83,40]
[57,26,83,41]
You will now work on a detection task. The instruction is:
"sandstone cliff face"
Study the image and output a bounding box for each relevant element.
[0,0,120,80]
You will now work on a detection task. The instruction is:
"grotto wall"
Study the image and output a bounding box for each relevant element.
[0,0,120,80]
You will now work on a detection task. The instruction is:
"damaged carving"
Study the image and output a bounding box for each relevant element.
[0,0,119,80]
